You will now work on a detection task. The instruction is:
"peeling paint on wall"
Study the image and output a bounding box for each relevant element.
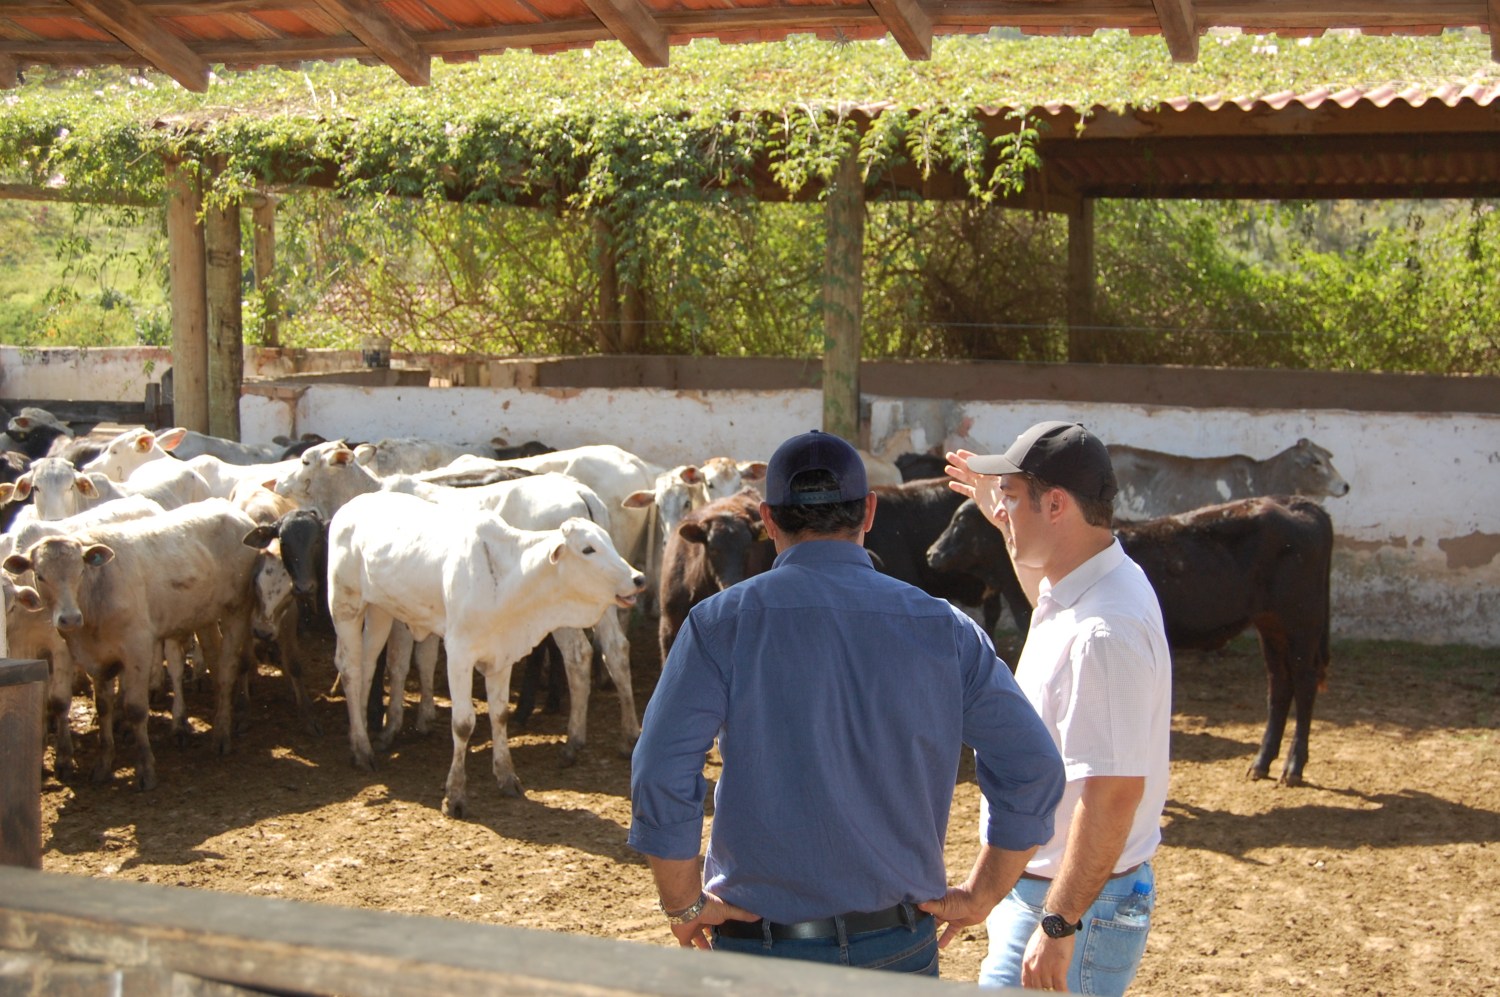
[1438,532,1500,570]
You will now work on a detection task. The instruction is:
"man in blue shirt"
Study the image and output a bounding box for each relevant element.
[628,429,1065,975]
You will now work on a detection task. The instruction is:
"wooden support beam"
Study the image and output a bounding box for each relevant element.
[1066,198,1097,364]
[0,54,16,89]
[0,659,47,870]
[869,0,932,60]
[204,170,243,441]
[311,0,430,85]
[251,197,280,349]
[593,215,622,353]
[821,144,863,444]
[1490,0,1500,63]
[582,0,668,68]
[62,0,209,91]
[1151,0,1198,63]
[165,158,210,433]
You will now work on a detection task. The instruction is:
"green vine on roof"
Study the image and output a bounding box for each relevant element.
[0,30,1493,210]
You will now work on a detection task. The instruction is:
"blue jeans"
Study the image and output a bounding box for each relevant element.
[711,906,939,975]
[979,863,1154,995]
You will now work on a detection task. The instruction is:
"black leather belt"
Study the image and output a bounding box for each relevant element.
[715,903,930,941]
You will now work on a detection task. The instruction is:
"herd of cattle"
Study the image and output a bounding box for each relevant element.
[0,403,1350,817]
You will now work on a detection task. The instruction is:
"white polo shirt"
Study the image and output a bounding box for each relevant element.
[986,538,1173,879]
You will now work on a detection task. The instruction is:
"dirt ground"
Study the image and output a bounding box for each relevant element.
[36,617,1500,995]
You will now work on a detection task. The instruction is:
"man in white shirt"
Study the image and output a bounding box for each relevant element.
[946,421,1172,995]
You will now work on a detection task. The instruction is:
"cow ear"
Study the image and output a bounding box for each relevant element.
[0,482,15,504]
[243,525,278,550]
[76,474,99,498]
[352,444,376,466]
[678,465,701,484]
[156,427,187,451]
[10,475,32,501]
[622,490,655,509]
[549,541,566,565]
[82,544,114,568]
[331,447,357,467]
[14,585,43,611]
[678,522,708,545]
[740,461,768,483]
[3,553,32,576]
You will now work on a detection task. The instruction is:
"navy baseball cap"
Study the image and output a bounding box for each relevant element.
[764,430,869,506]
[968,421,1119,504]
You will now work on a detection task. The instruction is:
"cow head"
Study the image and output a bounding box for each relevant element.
[4,536,114,633]
[624,465,709,548]
[1291,438,1351,498]
[550,518,645,611]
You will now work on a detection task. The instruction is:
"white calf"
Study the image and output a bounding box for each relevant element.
[325,491,644,817]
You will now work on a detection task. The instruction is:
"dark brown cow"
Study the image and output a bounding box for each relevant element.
[928,495,1333,786]
[657,488,775,661]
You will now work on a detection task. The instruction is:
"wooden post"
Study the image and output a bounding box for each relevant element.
[204,162,243,441]
[0,659,47,870]
[621,278,646,353]
[165,158,209,433]
[821,144,863,443]
[252,196,280,349]
[594,216,622,353]
[1066,197,1098,363]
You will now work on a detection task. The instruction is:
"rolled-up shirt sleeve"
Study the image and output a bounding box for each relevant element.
[961,634,1065,851]
[628,613,729,860]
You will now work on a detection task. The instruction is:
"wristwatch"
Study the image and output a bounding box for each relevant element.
[662,892,708,925]
[1040,911,1084,938]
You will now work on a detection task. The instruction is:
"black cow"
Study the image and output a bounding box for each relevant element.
[921,498,1034,644]
[864,478,999,632]
[927,494,1334,786]
[895,452,950,482]
[658,488,776,661]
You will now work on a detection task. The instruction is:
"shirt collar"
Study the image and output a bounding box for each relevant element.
[772,539,876,571]
[1037,537,1127,610]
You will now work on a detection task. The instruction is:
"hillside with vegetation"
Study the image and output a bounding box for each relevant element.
[1,31,1496,373]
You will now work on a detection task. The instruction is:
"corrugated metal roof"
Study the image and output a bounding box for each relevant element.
[0,1,1495,91]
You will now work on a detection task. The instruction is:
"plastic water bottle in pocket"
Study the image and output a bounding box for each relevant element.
[1114,881,1152,925]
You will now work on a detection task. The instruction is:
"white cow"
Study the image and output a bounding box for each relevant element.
[1,458,128,522]
[167,430,283,465]
[352,437,500,477]
[700,456,768,501]
[3,499,261,788]
[81,427,212,509]
[274,441,380,517]
[622,464,710,553]
[325,490,644,817]
[382,471,641,763]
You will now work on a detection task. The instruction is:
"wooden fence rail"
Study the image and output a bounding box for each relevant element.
[0,867,987,995]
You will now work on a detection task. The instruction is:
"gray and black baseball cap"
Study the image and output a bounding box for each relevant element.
[968,421,1118,504]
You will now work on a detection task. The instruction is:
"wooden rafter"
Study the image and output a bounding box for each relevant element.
[869,0,932,60]
[1151,0,1198,62]
[581,0,668,68]
[62,0,208,91]
[312,0,429,85]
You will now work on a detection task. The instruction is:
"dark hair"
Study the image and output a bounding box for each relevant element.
[1021,473,1114,529]
[766,469,867,537]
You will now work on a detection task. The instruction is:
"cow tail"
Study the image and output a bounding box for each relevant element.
[1315,503,1333,692]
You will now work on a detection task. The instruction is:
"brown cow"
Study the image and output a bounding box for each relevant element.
[657,488,775,661]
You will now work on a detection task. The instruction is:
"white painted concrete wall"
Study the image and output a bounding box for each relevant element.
[0,346,172,403]
[7,345,1498,647]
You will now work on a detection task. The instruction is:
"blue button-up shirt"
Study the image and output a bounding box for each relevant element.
[628,539,1064,925]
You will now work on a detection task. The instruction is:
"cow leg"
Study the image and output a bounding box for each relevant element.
[477,651,524,800]
[276,604,323,737]
[1280,640,1323,787]
[1249,630,1293,782]
[378,622,415,749]
[210,609,254,756]
[553,628,594,767]
[441,646,480,818]
[118,641,158,791]
[411,635,440,736]
[85,659,121,784]
[45,642,77,779]
[592,611,640,758]
[163,636,191,745]
[330,605,377,772]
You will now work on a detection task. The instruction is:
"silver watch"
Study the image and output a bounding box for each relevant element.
[662,892,708,925]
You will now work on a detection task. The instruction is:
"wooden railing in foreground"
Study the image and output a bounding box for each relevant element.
[0,658,46,870]
[0,867,996,995]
